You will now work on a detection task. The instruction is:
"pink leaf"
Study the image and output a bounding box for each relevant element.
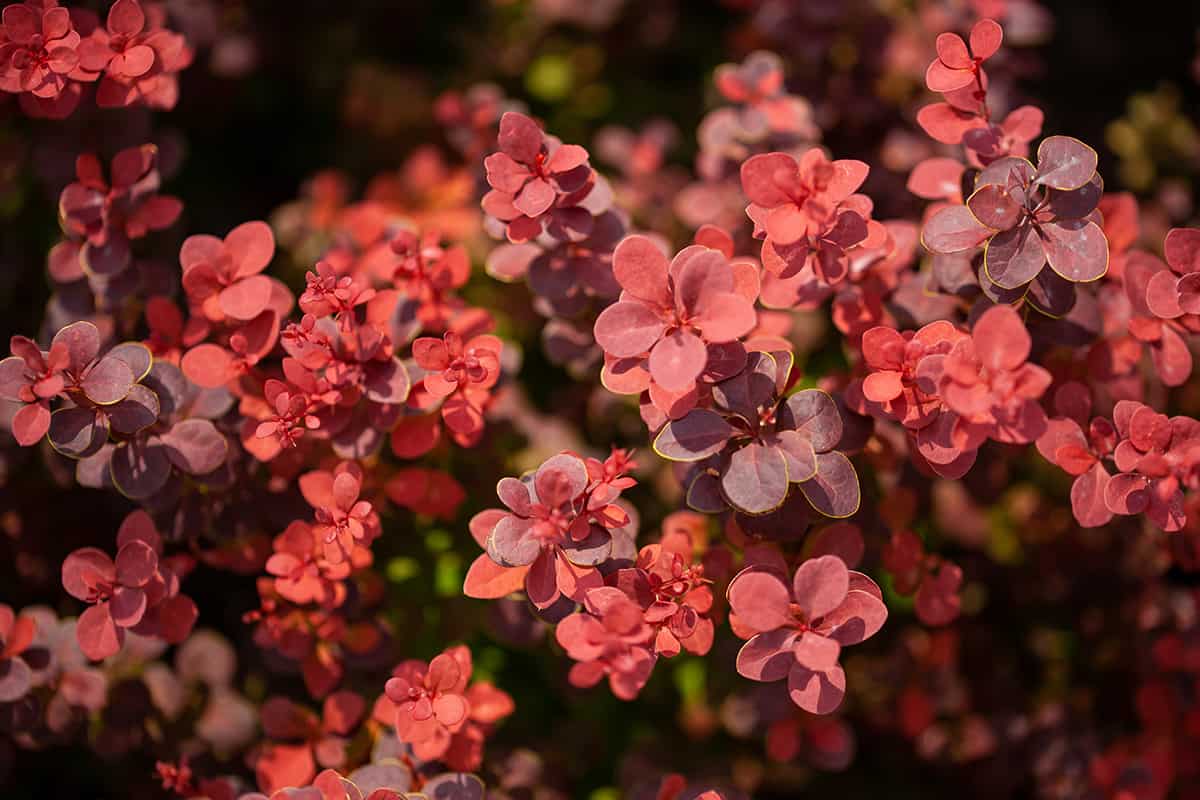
[721,442,789,514]
[792,555,849,620]
[593,301,665,358]
[969,18,1003,60]
[612,235,671,305]
[648,330,707,392]
[922,205,993,254]
[972,305,1029,372]
[727,568,791,633]
[787,662,845,714]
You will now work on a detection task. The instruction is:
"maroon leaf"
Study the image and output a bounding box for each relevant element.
[772,430,818,482]
[364,357,411,404]
[159,419,228,475]
[81,357,135,405]
[1035,136,1098,190]
[560,525,612,567]
[984,224,1045,289]
[48,407,109,459]
[1164,227,1200,274]
[779,390,842,453]
[104,342,153,382]
[51,321,101,374]
[106,385,160,435]
[1042,219,1108,283]
[1046,174,1103,219]
[798,452,860,518]
[966,184,1020,230]
[110,440,172,499]
[1026,269,1077,318]
[721,442,789,515]
[653,410,733,461]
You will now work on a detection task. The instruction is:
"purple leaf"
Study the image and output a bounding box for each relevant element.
[1026,269,1077,317]
[653,410,734,461]
[487,516,539,567]
[48,407,109,459]
[711,350,777,420]
[421,772,486,800]
[51,321,101,374]
[976,156,1036,189]
[159,418,228,475]
[685,471,726,513]
[364,357,411,404]
[1042,219,1108,283]
[966,184,1020,230]
[771,430,817,482]
[110,440,172,499]
[106,384,161,435]
[721,442,789,515]
[81,356,136,405]
[1046,173,1103,219]
[0,655,32,702]
[984,224,1045,289]
[0,357,27,402]
[798,452,860,518]
[104,342,153,382]
[779,389,842,452]
[141,361,191,422]
[1035,135,1098,190]
[560,525,612,567]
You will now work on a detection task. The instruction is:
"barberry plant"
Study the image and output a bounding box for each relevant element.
[0,3,1197,799]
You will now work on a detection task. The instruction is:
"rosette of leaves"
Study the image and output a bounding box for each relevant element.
[57,144,182,276]
[72,359,233,501]
[653,350,860,517]
[922,136,1109,315]
[32,321,157,456]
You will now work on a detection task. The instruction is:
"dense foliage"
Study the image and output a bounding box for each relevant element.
[1,1,1199,798]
